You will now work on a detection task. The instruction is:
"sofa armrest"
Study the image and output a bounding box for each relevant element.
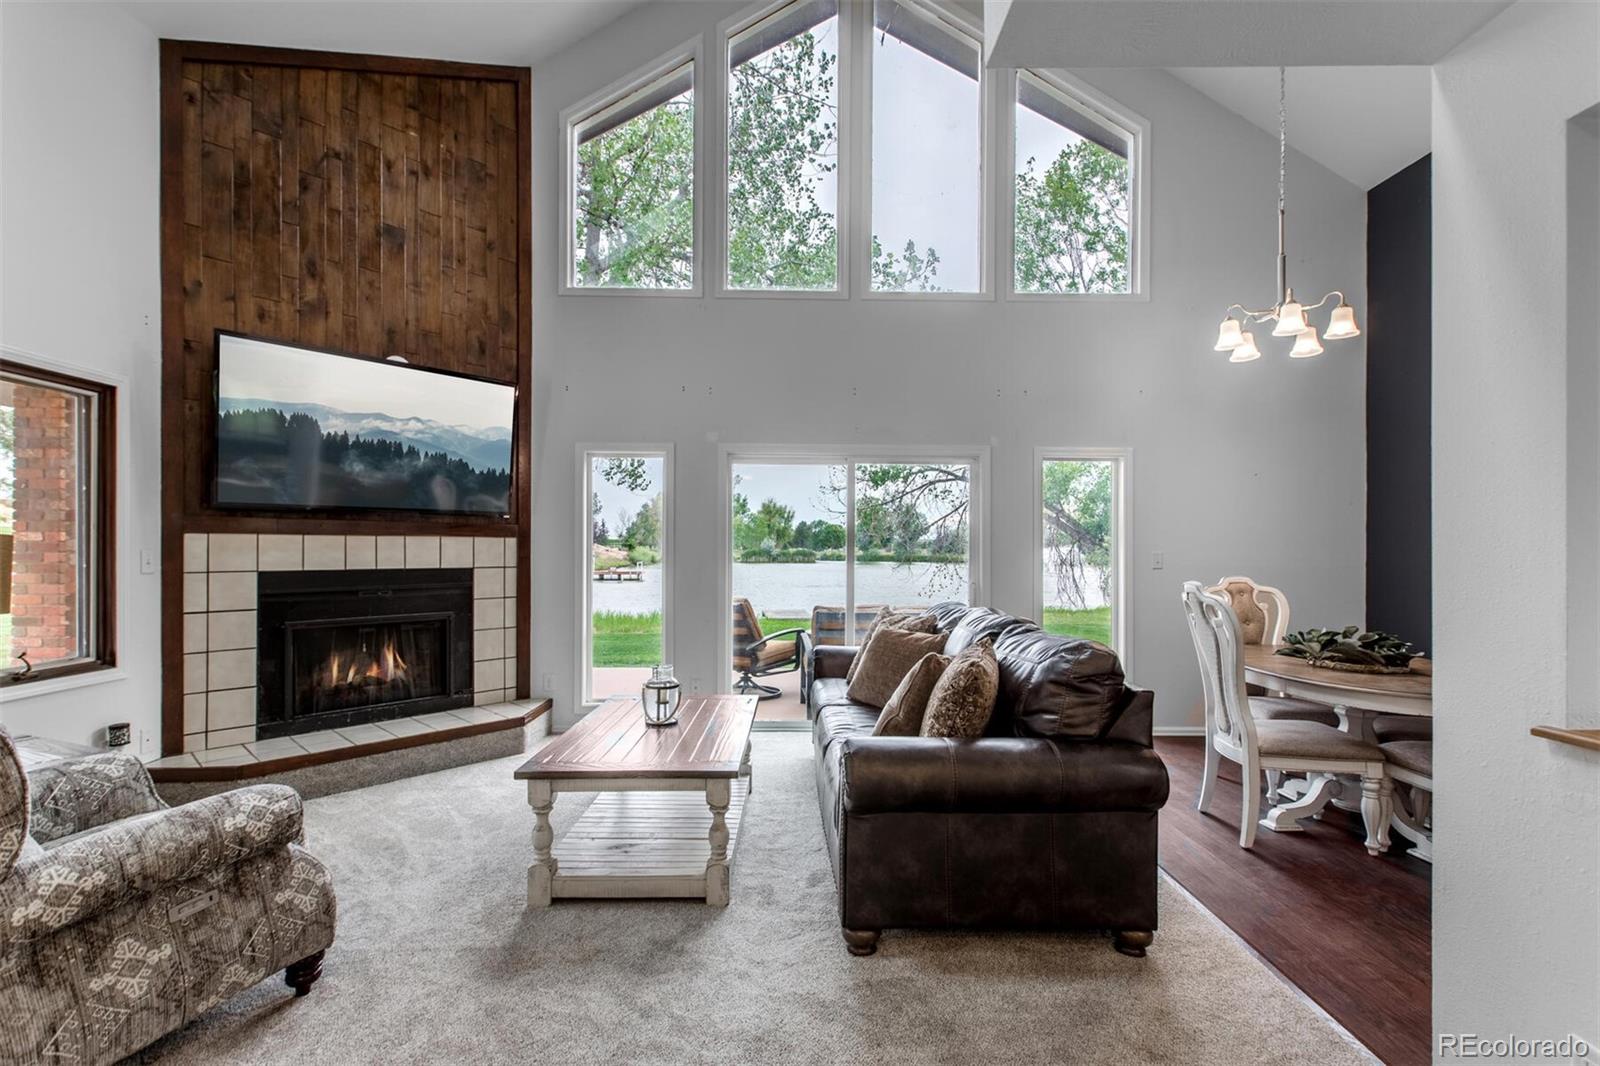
[0,784,304,944]
[838,736,1168,816]
[812,645,858,680]
[1101,686,1155,747]
[24,750,167,843]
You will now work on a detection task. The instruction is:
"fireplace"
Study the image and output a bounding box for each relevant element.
[257,569,474,738]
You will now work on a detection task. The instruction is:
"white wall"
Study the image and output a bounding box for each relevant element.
[0,2,163,752]
[1432,0,1600,1051]
[529,0,1369,730]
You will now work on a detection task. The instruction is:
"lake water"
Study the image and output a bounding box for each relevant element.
[592,558,1107,617]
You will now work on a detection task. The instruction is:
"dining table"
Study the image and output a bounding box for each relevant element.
[1242,643,1433,860]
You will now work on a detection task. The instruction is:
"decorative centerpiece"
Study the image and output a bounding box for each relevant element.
[1276,627,1418,674]
[641,664,682,726]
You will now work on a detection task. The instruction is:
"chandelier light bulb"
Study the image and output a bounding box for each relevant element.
[1272,299,1307,337]
[1229,331,1262,363]
[1324,303,1362,340]
[1290,326,1324,358]
[1214,317,1245,351]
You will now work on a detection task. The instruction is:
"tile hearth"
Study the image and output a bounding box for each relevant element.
[181,532,519,754]
[148,699,543,769]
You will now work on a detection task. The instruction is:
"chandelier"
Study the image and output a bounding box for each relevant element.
[1213,68,1361,363]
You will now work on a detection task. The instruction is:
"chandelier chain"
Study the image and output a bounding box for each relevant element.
[1277,66,1286,219]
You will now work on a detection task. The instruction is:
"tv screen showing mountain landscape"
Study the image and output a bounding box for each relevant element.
[214,334,515,516]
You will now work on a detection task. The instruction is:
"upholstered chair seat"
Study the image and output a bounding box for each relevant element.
[1373,715,1433,742]
[1249,695,1340,726]
[1255,720,1384,760]
[1380,740,1433,778]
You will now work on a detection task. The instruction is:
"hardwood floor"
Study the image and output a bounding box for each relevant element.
[1155,737,1431,1066]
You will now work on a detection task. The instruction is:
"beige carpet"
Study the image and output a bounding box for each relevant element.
[137,734,1374,1065]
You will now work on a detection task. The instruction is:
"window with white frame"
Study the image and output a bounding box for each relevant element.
[569,59,696,290]
[725,0,842,291]
[1037,452,1126,652]
[1013,71,1137,295]
[868,0,983,293]
[581,451,670,704]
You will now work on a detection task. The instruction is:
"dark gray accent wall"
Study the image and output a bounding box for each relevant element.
[1366,155,1432,650]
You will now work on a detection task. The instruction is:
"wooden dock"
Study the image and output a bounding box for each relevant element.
[594,568,643,581]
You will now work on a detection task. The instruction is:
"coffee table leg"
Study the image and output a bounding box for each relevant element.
[527,779,557,908]
[706,778,731,907]
[741,739,753,793]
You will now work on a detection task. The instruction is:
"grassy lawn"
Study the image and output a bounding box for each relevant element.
[592,608,1112,667]
[1043,606,1112,644]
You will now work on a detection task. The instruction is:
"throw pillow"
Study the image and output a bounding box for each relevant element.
[846,607,939,684]
[921,637,1000,738]
[846,627,949,709]
[872,652,951,736]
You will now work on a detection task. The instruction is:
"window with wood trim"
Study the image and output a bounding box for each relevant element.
[0,361,116,685]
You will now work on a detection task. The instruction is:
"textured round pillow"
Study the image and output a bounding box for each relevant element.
[0,729,30,873]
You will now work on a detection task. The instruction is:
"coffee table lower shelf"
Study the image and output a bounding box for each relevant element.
[528,775,751,906]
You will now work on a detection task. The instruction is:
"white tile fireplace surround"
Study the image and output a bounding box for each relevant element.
[181,533,519,753]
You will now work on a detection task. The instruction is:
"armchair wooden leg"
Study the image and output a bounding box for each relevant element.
[842,928,880,956]
[285,951,325,997]
[1114,930,1153,958]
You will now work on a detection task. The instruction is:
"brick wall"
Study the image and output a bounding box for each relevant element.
[8,380,81,664]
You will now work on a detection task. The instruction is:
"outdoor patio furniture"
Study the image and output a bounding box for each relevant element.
[809,604,887,647]
[732,598,807,701]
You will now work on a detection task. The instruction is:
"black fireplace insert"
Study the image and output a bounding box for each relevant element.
[257,568,474,738]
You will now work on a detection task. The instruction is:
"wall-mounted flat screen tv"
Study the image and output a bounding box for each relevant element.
[213,332,516,517]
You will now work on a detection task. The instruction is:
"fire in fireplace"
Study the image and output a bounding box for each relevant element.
[258,569,474,738]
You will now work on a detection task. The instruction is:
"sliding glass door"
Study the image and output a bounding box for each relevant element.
[728,451,981,721]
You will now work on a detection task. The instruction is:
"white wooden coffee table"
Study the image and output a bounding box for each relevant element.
[513,695,756,907]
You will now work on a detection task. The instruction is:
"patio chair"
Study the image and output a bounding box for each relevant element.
[732,598,807,701]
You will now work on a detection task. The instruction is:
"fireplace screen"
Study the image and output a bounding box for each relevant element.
[256,568,475,738]
[289,617,448,716]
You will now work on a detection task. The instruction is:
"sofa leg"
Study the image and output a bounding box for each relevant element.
[285,951,325,996]
[842,929,880,956]
[1113,930,1153,958]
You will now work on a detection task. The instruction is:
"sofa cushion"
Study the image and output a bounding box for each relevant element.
[845,607,938,684]
[815,703,880,752]
[810,677,856,714]
[872,652,950,736]
[921,639,1000,738]
[995,628,1127,739]
[0,729,28,874]
[942,607,1029,656]
[846,627,948,709]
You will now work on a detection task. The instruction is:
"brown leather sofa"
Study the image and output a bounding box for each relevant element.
[811,602,1169,957]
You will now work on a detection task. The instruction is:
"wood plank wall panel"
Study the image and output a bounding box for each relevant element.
[159,41,532,754]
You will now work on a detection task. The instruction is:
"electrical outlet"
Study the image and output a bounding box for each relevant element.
[1152,552,1165,570]
[139,549,156,574]
[691,677,703,694]
[138,729,157,759]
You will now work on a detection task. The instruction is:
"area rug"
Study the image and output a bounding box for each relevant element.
[137,733,1374,1065]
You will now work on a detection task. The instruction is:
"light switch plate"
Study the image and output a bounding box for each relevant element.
[140,549,156,574]
[1152,552,1165,570]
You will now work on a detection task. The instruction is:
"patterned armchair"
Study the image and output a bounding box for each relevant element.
[0,730,336,1065]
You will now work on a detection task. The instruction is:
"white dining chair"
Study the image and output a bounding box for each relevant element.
[1183,581,1394,854]
[1380,740,1433,863]
[1205,576,1338,726]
